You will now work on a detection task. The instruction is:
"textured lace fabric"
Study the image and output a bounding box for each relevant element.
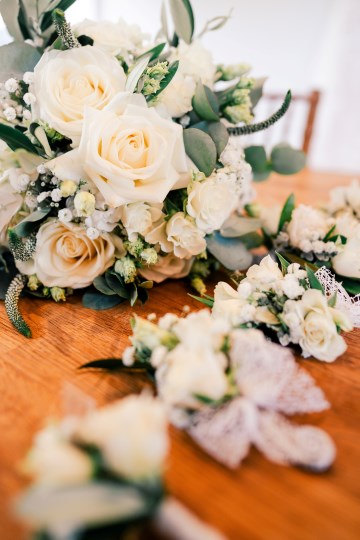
[315,266,360,327]
[188,330,335,472]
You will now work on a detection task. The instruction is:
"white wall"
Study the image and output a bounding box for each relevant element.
[1,0,360,174]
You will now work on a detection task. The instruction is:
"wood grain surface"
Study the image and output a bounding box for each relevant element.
[0,170,359,540]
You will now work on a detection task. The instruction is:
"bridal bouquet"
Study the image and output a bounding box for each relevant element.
[16,393,224,540]
[81,309,335,473]
[253,180,360,295]
[0,0,305,337]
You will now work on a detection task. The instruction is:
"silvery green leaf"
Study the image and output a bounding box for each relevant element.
[197,10,233,38]
[192,81,219,122]
[0,42,41,81]
[169,0,194,44]
[250,77,267,109]
[183,128,217,177]
[220,215,261,238]
[207,121,229,156]
[126,54,151,93]
[16,482,151,530]
[206,232,253,270]
[244,145,271,181]
[0,0,23,40]
[271,143,306,175]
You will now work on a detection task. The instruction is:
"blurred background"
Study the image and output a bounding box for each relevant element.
[1,0,359,173]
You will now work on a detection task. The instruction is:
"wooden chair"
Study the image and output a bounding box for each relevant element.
[248,90,321,154]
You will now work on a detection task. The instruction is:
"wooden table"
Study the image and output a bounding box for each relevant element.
[1,170,359,540]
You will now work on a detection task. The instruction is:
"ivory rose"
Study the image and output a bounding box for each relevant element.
[139,254,193,283]
[49,94,189,206]
[31,46,126,145]
[74,18,147,58]
[17,220,123,288]
[282,289,351,362]
[120,202,164,242]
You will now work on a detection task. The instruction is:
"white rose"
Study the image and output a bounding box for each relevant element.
[328,179,360,216]
[157,72,196,118]
[49,94,189,206]
[74,18,147,58]
[258,205,282,236]
[139,253,193,283]
[212,281,256,326]
[24,426,92,486]
[332,236,360,278]
[171,309,230,351]
[287,205,331,249]
[156,344,228,409]
[186,175,238,234]
[17,220,122,288]
[245,255,283,291]
[0,180,22,245]
[76,395,169,480]
[146,212,206,259]
[32,46,126,145]
[121,202,163,241]
[170,41,216,87]
[282,289,350,362]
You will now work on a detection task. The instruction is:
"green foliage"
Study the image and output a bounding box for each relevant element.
[5,274,31,337]
[82,291,123,311]
[126,55,151,93]
[79,359,146,371]
[249,77,267,109]
[328,293,337,308]
[244,146,271,181]
[169,0,195,44]
[8,229,36,262]
[52,8,80,49]
[192,81,219,121]
[207,121,229,156]
[183,128,217,177]
[146,61,179,101]
[206,231,253,270]
[276,252,291,273]
[14,209,50,238]
[0,123,39,155]
[137,42,166,62]
[306,265,324,292]
[188,294,214,307]
[271,143,306,175]
[0,42,41,81]
[0,251,17,300]
[335,275,360,295]
[278,193,295,233]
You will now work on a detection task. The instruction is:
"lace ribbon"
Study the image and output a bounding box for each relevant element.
[315,267,360,327]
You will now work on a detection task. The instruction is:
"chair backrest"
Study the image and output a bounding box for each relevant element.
[246,90,320,154]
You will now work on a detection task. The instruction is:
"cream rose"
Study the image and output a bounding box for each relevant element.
[146,212,206,259]
[32,46,126,145]
[120,202,163,242]
[187,175,238,234]
[283,289,351,362]
[0,180,22,245]
[74,18,147,58]
[332,236,360,278]
[17,220,122,288]
[245,255,283,291]
[169,40,216,87]
[139,253,193,283]
[49,94,189,206]
[212,281,256,326]
[158,72,196,118]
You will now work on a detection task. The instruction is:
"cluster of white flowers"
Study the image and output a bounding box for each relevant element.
[256,181,360,279]
[120,309,336,472]
[0,74,35,125]
[212,255,353,362]
[24,394,168,484]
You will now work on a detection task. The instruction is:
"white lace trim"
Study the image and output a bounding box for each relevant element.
[188,331,335,472]
[315,266,360,327]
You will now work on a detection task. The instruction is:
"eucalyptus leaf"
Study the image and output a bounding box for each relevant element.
[271,143,306,175]
[0,0,23,40]
[244,146,271,181]
[14,208,50,237]
[220,215,261,238]
[137,42,166,62]
[235,231,263,249]
[192,81,219,121]
[206,231,253,270]
[125,54,151,93]
[93,276,117,296]
[169,0,194,44]
[207,121,229,156]
[277,193,295,233]
[0,42,41,82]
[250,77,267,109]
[105,272,130,299]
[82,292,122,310]
[183,128,216,177]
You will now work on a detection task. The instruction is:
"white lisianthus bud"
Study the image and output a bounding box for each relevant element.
[60,180,77,197]
[74,191,96,217]
[115,257,137,283]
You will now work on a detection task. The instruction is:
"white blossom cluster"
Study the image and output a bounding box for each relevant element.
[212,255,353,362]
[0,73,35,126]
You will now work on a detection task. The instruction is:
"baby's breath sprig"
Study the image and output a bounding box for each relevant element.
[5,274,31,338]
